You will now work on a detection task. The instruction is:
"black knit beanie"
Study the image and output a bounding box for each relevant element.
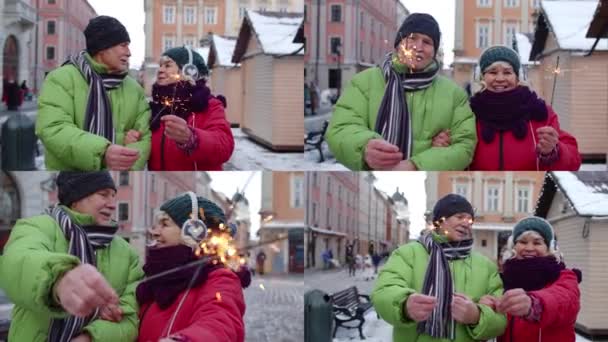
[162,47,209,79]
[56,171,117,207]
[394,13,441,56]
[432,194,475,223]
[84,16,131,56]
[160,193,226,229]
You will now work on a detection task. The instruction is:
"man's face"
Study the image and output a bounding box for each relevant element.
[70,189,117,225]
[95,42,131,73]
[438,213,473,242]
[396,32,435,71]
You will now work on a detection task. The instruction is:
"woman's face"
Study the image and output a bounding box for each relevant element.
[148,212,182,248]
[514,231,549,259]
[396,32,435,71]
[156,56,181,86]
[482,62,518,93]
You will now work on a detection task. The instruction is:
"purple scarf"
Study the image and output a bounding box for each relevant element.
[470,86,548,143]
[150,79,211,131]
[501,256,582,292]
[136,245,220,309]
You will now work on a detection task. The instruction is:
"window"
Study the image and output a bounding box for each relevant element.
[477,0,491,7]
[517,188,530,213]
[184,36,196,48]
[455,183,468,199]
[118,203,129,221]
[326,207,330,227]
[239,6,247,19]
[46,46,55,60]
[163,5,176,24]
[505,0,518,7]
[328,69,341,89]
[330,4,342,22]
[279,7,288,13]
[504,22,518,47]
[150,175,156,192]
[47,20,56,35]
[330,37,342,54]
[532,0,541,8]
[477,23,490,49]
[485,186,500,212]
[304,4,307,21]
[163,36,175,51]
[312,202,317,222]
[47,0,55,4]
[481,239,487,247]
[119,172,129,186]
[327,177,332,194]
[205,7,217,25]
[259,7,267,12]
[337,214,341,231]
[313,172,318,186]
[184,6,196,25]
[291,175,304,208]
[164,182,168,199]
[338,186,342,200]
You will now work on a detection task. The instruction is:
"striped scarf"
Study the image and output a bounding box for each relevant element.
[65,51,127,144]
[417,233,473,340]
[374,53,439,159]
[46,205,117,342]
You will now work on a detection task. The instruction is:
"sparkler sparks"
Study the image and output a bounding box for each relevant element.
[259,284,266,291]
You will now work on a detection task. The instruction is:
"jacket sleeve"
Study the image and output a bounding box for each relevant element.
[466,261,507,340]
[409,88,477,170]
[529,270,580,329]
[83,244,144,342]
[325,71,383,171]
[172,268,246,342]
[188,99,235,167]
[370,244,419,328]
[35,69,111,170]
[126,87,152,170]
[542,107,581,171]
[0,217,79,317]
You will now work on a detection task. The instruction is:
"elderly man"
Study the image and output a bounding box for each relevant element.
[36,16,151,170]
[0,172,143,341]
[372,194,506,341]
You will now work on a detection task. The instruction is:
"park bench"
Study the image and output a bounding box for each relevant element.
[304,120,329,162]
[330,286,374,339]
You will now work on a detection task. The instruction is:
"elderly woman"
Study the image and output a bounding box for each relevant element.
[137,193,245,342]
[127,46,234,170]
[433,45,581,170]
[325,13,477,171]
[480,216,581,342]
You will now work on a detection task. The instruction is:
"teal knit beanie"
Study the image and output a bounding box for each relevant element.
[479,45,521,76]
[160,193,226,230]
[162,46,209,78]
[512,216,554,247]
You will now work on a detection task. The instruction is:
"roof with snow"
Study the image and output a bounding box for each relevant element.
[260,220,307,229]
[208,35,239,68]
[515,33,537,65]
[232,10,304,63]
[535,172,608,217]
[531,0,608,59]
[194,46,210,65]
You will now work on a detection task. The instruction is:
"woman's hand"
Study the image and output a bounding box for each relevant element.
[124,130,141,145]
[497,288,532,317]
[162,115,192,144]
[99,304,123,322]
[432,130,451,147]
[479,295,499,311]
[536,126,558,155]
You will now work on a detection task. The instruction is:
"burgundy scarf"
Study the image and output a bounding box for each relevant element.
[501,256,581,292]
[150,79,211,131]
[136,245,220,309]
[470,86,548,143]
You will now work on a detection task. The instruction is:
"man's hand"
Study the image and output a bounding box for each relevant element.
[479,295,500,311]
[99,304,123,322]
[387,160,418,171]
[432,130,451,147]
[497,288,532,317]
[104,144,139,170]
[54,264,119,318]
[364,139,403,170]
[162,115,192,145]
[69,333,92,342]
[405,294,437,322]
[123,130,141,145]
[536,126,558,155]
[451,293,480,325]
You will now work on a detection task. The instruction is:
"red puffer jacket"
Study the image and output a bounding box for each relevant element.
[498,269,580,342]
[469,105,581,171]
[138,268,246,342]
[148,97,234,171]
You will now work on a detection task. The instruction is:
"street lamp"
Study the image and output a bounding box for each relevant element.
[334,41,342,99]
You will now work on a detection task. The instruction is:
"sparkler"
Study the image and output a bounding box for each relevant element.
[550,56,560,107]
[397,34,418,73]
[149,74,185,124]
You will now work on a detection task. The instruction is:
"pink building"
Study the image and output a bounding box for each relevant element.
[304,0,408,92]
[34,0,97,93]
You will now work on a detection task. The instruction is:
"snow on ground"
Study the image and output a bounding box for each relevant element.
[580,164,607,171]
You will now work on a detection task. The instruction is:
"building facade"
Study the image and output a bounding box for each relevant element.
[453,0,541,88]
[304,0,408,92]
[426,171,545,261]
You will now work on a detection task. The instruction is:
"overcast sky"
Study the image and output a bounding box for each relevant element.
[373,172,427,239]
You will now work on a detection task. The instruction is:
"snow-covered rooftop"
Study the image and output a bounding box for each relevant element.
[542,0,608,51]
[261,220,307,229]
[473,223,515,232]
[195,46,211,64]
[212,36,239,67]
[552,171,608,216]
[515,33,536,65]
[247,10,304,55]
[307,226,347,237]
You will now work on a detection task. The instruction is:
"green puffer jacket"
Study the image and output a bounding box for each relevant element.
[325,67,477,170]
[36,53,151,170]
[0,207,144,341]
[371,236,507,342]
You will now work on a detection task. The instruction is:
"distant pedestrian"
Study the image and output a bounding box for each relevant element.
[4,78,22,111]
[256,250,267,275]
[345,240,356,277]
